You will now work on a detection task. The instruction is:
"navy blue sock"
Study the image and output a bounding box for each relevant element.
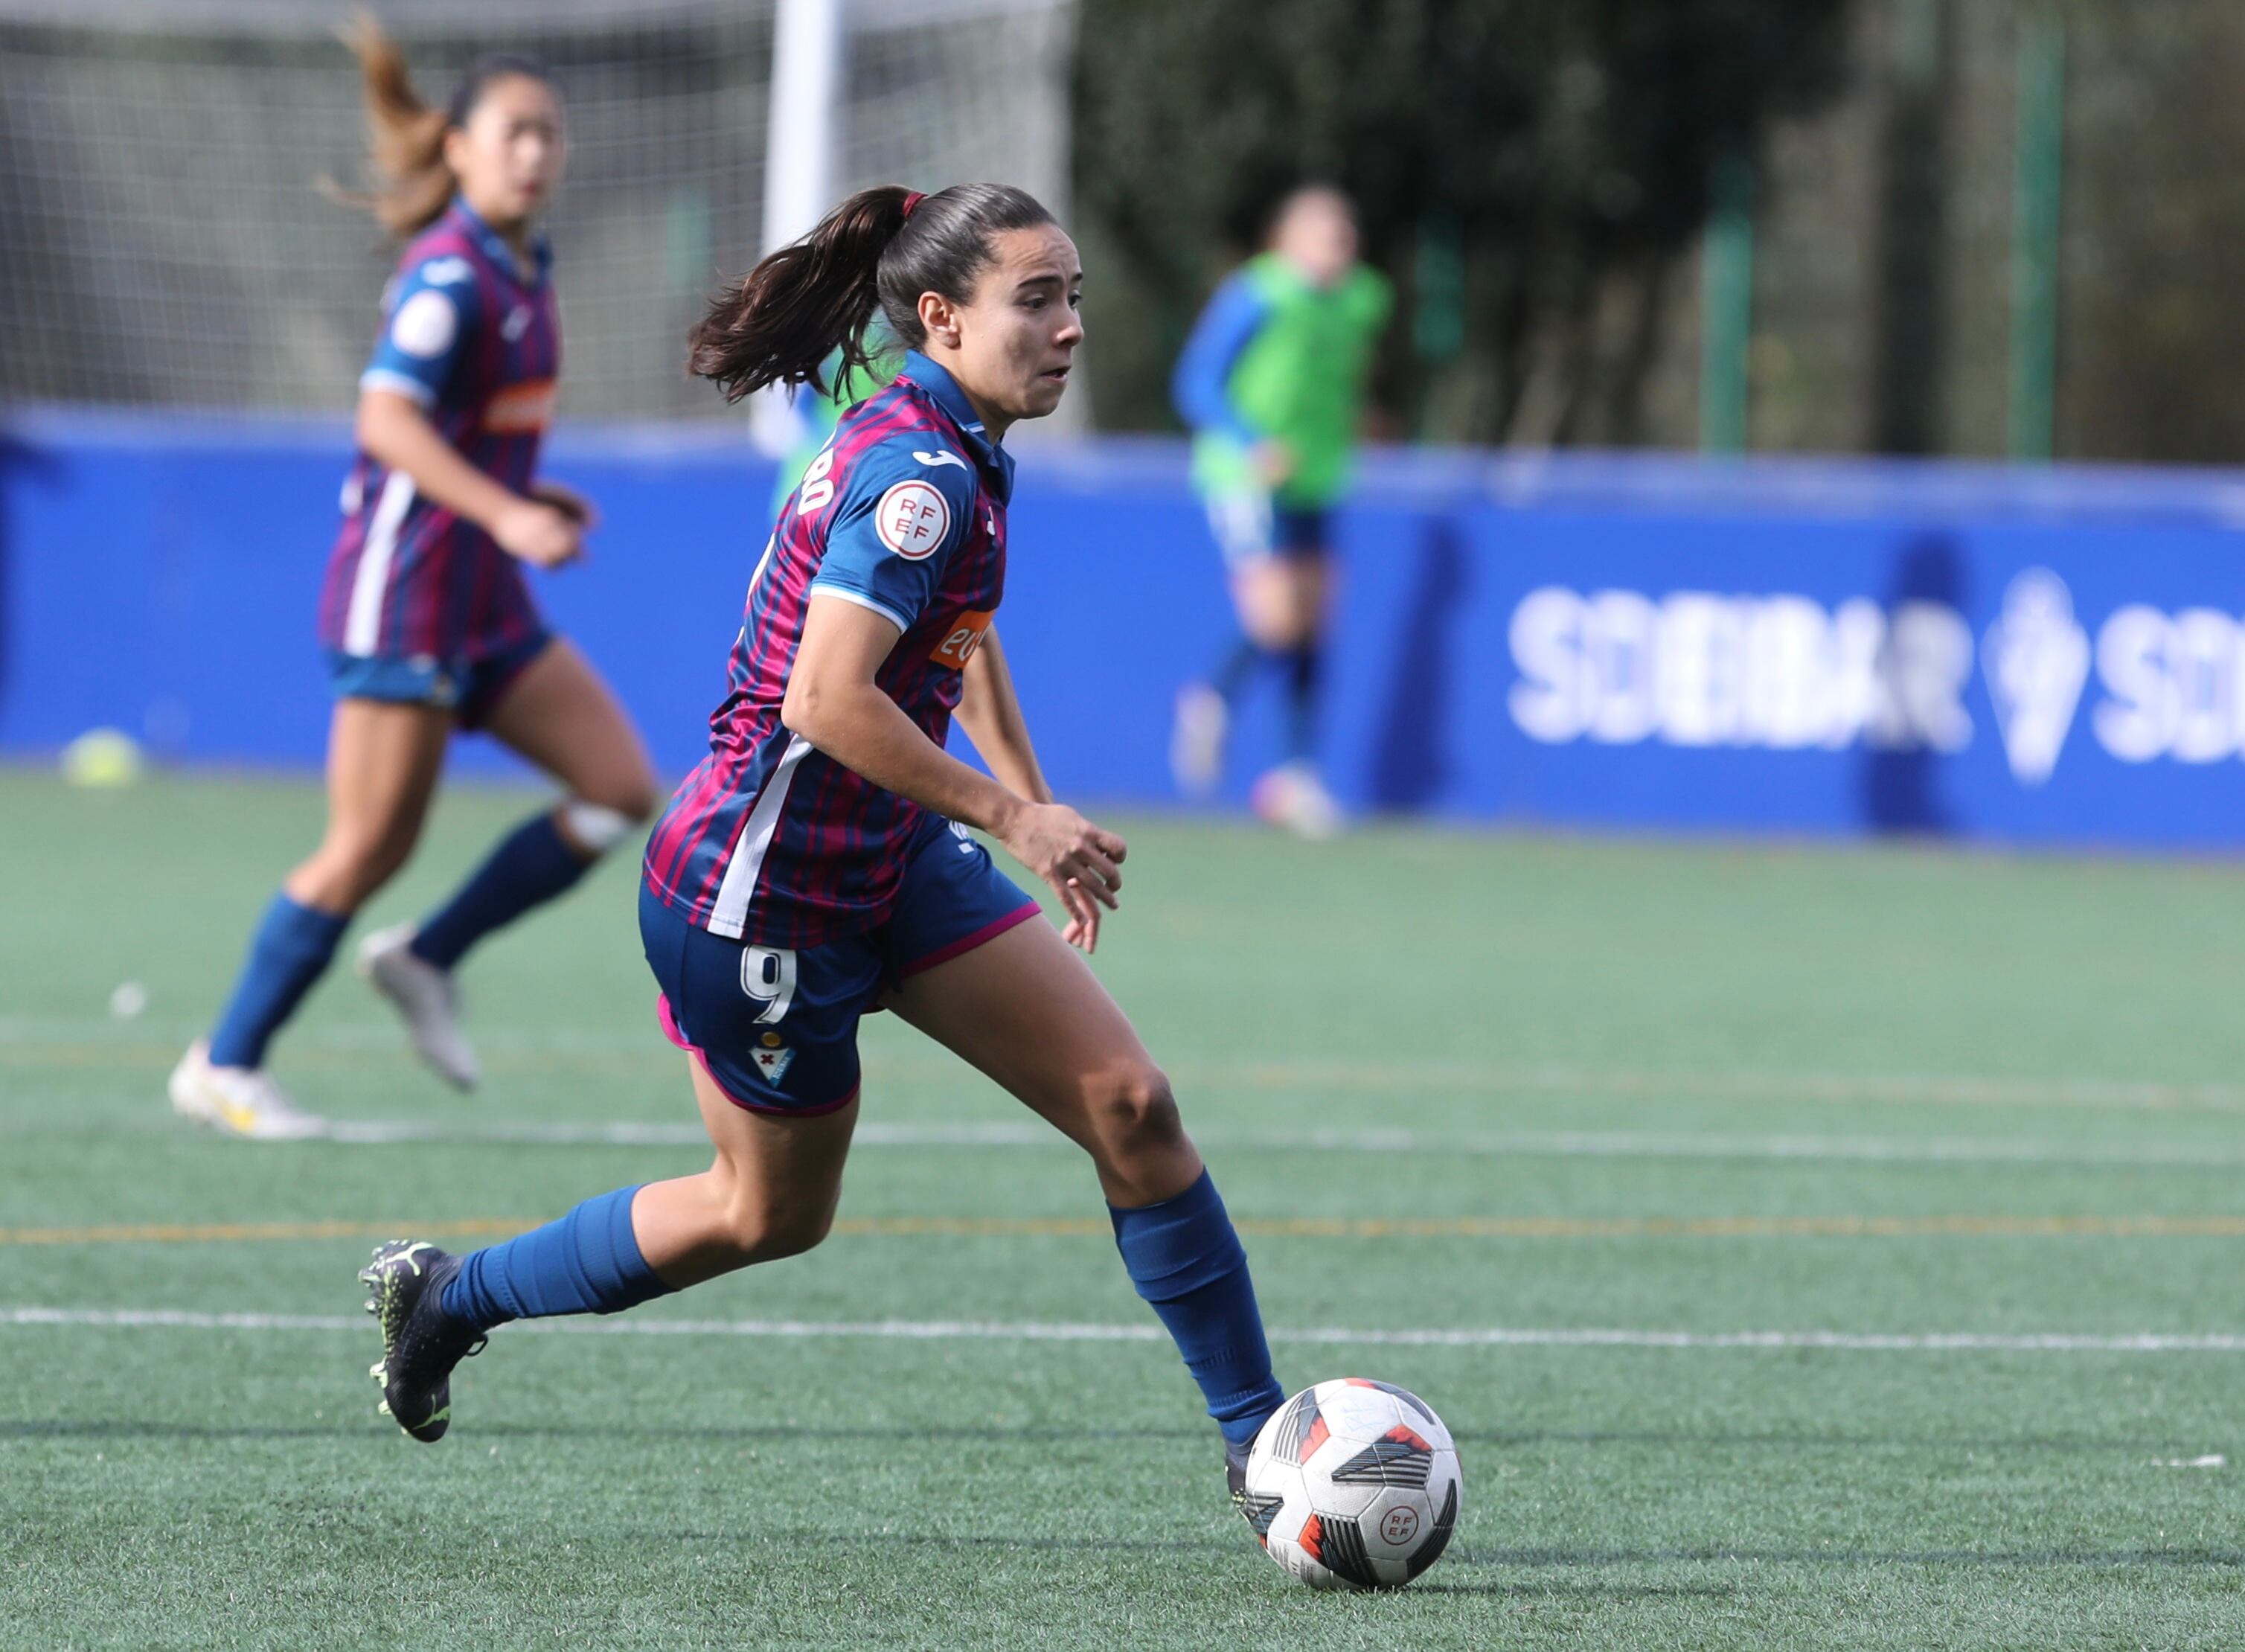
[1283,642,1322,764]
[441,1185,672,1330]
[1211,635,1265,704]
[410,810,589,972]
[1110,1171,1284,1450]
[207,892,348,1069]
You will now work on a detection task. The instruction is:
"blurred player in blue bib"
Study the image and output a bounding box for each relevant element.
[359,185,1288,1521]
[168,23,656,1139]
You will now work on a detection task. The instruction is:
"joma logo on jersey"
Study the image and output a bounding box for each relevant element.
[931,609,995,670]
[484,379,557,434]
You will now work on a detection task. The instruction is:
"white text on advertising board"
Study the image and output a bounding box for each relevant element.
[1508,572,2245,784]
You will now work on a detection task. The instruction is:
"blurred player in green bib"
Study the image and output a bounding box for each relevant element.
[769,335,900,513]
[1170,185,1389,837]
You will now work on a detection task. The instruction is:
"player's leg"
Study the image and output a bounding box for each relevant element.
[173,696,449,1137]
[362,1070,858,1440]
[1249,521,1340,839]
[362,886,868,1440]
[619,1058,859,1285]
[887,915,1285,1463]
[359,636,659,1087]
[1276,535,1329,763]
[1175,493,1283,795]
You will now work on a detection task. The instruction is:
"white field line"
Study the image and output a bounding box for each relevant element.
[13,1102,2245,1171]
[312,1118,2245,1173]
[10,1017,2245,1115]
[7,1306,2245,1353]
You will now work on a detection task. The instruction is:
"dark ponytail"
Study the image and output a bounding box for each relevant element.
[688,182,1056,403]
[328,14,554,240]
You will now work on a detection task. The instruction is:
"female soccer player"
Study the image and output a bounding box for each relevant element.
[1169,185,1391,838]
[359,184,1287,1509]
[167,27,656,1138]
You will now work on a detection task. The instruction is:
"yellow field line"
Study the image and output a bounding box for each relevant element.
[850,1215,2245,1239]
[9,1214,2245,1246]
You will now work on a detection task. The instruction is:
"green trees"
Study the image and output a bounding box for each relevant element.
[1073,0,1853,443]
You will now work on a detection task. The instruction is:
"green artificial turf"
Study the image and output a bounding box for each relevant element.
[4,769,2244,1648]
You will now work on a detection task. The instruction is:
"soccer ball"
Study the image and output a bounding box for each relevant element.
[1239,1378,1462,1589]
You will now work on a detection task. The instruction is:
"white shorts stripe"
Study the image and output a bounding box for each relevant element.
[708,732,813,940]
[342,471,417,657]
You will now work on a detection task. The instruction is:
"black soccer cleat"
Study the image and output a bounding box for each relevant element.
[359,1240,485,1443]
[1227,1441,1287,1548]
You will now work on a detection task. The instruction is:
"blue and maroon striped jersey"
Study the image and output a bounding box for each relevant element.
[644,352,1014,947]
[316,198,558,665]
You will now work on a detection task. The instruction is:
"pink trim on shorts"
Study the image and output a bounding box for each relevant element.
[653,992,859,1118]
[458,632,554,731]
[897,900,1042,979]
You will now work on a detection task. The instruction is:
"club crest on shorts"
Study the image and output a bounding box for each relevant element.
[407,656,457,708]
[875,479,951,560]
[751,1029,795,1086]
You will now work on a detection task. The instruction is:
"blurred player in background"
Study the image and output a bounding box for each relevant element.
[1170,185,1391,838]
[167,24,656,1138]
[769,334,900,514]
[359,183,1286,1513]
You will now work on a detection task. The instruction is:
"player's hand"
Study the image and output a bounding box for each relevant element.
[1251,439,1296,490]
[529,478,601,531]
[999,802,1126,954]
[493,497,584,569]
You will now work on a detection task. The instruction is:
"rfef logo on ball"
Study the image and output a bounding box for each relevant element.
[876,480,950,560]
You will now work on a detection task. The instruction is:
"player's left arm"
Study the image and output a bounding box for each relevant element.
[953,624,1053,805]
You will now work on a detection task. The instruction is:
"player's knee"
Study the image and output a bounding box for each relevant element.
[1092,1063,1185,1160]
[361,833,419,891]
[598,762,661,825]
[1244,604,1305,652]
[557,797,644,858]
[714,1196,833,1266]
[313,822,419,903]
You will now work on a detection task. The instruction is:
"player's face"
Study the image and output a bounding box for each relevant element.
[952,225,1084,426]
[446,74,566,229]
[1274,191,1358,287]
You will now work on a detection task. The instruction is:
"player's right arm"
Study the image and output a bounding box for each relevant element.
[353,257,581,568]
[1171,274,1290,488]
[785,597,1123,945]
[779,436,1123,944]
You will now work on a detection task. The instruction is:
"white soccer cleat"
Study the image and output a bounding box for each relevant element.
[358,923,480,1091]
[1170,682,1230,797]
[167,1041,327,1140]
[1252,761,1343,841]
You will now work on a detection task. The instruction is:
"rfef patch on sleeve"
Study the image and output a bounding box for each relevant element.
[875,480,952,560]
[388,289,459,359]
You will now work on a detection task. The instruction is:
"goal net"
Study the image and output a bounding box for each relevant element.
[0,0,1075,418]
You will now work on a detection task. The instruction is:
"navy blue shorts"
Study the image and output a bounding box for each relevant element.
[640,813,1041,1116]
[1206,494,1330,570]
[326,630,551,731]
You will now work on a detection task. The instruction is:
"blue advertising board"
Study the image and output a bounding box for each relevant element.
[7,409,2245,848]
